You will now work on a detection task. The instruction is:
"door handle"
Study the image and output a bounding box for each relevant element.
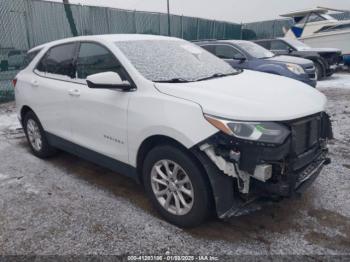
[31,80,39,87]
[68,89,81,97]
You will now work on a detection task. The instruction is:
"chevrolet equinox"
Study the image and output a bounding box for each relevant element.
[14,35,333,227]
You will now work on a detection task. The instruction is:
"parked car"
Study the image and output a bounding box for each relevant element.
[254,38,343,80]
[15,35,332,227]
[195,40,317,87]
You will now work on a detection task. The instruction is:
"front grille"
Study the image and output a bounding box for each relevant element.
[305,66,315,71]
[291,115,321,155]
[308,73,316,80]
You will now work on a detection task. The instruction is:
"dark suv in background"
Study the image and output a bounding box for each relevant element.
[195,40,317,87]
[254,38,343,80]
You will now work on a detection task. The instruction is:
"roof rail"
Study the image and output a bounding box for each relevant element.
[191,39,218,42]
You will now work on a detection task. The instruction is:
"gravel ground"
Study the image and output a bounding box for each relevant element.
[0,74,349,256]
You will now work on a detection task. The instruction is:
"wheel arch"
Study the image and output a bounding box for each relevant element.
[136,135,193,182]
[20,105,35,125]
[136,134,219,217]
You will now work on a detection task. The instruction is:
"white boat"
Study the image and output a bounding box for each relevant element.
[281,8,350,61]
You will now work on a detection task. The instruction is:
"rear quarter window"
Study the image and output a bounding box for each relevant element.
[36,43,77,78]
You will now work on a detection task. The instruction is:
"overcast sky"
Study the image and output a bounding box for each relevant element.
[48,0,349,23]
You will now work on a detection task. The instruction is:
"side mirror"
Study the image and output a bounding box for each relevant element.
[233,53,246,63]
[288,48,294,53]
[86,71,132,91]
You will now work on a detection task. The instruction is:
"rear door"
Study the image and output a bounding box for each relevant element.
[29,42,78,140]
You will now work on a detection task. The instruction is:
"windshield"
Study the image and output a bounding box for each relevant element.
[283,38,310,51]
[237,42,274,59]
[115,40,236,82]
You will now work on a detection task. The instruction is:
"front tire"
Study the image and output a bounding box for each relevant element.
[314,62,323,80]
[23,111,57,158]
[143,145,212,227]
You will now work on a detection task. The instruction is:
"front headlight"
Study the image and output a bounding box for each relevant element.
[286,63,305,75]
[205,114,290,144]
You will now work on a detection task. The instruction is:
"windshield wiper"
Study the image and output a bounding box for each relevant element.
[154,78,191,83]
[195,72,239,82]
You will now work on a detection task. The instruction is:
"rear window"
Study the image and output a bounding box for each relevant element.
[21,49,41,69]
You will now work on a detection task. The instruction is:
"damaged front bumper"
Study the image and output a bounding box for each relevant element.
[191,112,333,219]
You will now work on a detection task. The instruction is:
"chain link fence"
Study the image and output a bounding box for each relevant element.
[0,0,242,102]
[2,0,348,102]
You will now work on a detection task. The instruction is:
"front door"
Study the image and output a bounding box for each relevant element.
[69,42,130,163]
[213,44,248,70]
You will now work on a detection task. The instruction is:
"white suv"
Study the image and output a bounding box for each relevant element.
[15,35,332,227]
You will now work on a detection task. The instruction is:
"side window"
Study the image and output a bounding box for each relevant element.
[21,49,41,69]
[316,25,334,33]
[330,24,350,31]
[36,43,76,78]
[256,41,271,50]
[214,45,242,59]
[307,14,325,23]
[76,43,125,80]
[317,23,350,33]
[270,40,289,51]
[200,45,215,54]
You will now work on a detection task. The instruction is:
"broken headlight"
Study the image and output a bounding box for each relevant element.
[205,114,290,144]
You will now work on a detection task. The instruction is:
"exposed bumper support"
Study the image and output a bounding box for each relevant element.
[191,147,243,217]
[192,112,333,219]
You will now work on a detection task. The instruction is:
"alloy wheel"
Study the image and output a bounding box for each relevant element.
[26,119,42,151]
[150,159,194,216]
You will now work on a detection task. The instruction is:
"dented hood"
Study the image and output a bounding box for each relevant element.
[155,70,327,121]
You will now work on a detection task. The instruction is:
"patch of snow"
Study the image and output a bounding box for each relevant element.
[0,113,20,132]
[23,183,40,195]
[0,173,9,180]
[317,73,350,90]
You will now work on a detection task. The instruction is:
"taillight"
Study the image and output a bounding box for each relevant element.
[12,78,17,88]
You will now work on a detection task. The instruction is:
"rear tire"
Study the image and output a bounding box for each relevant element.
[23,111,57,158]
[143,145,212,227]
